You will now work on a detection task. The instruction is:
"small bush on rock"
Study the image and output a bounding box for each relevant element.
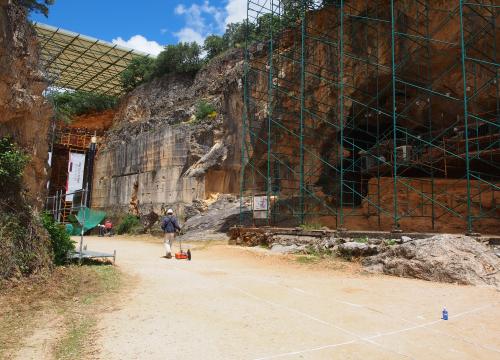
[195,100,217,121]
[0,138,29,192]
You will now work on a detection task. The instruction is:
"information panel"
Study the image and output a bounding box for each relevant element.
[66,152,85,201]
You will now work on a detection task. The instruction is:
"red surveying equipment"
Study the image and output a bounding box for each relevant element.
[175,235,191,260]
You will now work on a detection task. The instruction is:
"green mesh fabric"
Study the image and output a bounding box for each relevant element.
[65,223,74,235]
[72,207,106,235]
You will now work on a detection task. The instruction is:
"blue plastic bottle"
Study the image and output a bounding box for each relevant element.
[442,308,448,320]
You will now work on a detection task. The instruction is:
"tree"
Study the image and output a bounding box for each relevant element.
[255,13,283,41]
[120,56,156,91]
[47,91,118,122]
[203,35,228,60]
[154,42,202,77]
[282,0,315,26]
[223,22,257,48]
[16,0,54,17]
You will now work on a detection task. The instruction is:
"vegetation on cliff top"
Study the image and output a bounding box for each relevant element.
[121,0,337,92]
[47,90,118,122]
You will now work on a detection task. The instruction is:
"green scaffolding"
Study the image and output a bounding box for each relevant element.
[240,0,499,233]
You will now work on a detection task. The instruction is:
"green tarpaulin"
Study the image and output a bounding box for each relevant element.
[69,207,106,235]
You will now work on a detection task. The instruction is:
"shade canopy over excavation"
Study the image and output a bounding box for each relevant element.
[34,23,149,95]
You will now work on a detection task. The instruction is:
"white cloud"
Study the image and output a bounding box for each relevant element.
[112,35,164,56]
[225,0,246,25]
[173,1,226,44]
[173,28,205,45]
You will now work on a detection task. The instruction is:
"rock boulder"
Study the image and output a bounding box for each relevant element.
[363,234,500,287]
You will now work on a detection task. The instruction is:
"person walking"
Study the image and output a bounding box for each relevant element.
[161,208,181,258]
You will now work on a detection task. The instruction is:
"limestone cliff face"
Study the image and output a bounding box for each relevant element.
[0,0,52,278]
[92,49,244,215]
[0,0,51,207]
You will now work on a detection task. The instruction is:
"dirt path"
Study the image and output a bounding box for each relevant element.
[85,236,500,360]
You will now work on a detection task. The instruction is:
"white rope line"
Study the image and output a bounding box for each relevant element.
[237,273,500,354]
[233,287,415,359]
[252,340,357,360]
[166,256,498,358]
[247,300,496,360]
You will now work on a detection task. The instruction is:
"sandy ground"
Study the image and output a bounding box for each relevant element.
[82,235,500,360]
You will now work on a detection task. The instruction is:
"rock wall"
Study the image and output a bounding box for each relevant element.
[93,126,204,215]
[0,0,52,278]
[92,49,245,216]
[0,0,51,206]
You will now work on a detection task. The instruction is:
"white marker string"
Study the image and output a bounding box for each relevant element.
[237,273,500,353]
[250,304,496,360]
[233,287,414,360]
[252,340,357,360]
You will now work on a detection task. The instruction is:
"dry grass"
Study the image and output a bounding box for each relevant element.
[0,263,121,359]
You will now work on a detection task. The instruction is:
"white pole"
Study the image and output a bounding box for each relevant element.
[79,183,88,262]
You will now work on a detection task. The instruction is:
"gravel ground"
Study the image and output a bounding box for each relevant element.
[83,236,500,360]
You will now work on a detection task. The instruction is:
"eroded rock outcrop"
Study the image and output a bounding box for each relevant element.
[0,0,51,206]
[0,0,52,278]
[363,235,500,287]
[92,49,244,216]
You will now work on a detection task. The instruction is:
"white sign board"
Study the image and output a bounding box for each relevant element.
[66,152,85,201]
[253,195,268,211]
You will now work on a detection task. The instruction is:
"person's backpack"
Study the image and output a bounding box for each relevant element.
[161,216,173,231]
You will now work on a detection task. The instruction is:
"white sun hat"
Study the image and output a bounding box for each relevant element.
[167,208,174,214]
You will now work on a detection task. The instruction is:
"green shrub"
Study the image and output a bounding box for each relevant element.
[385,239,397,246]
[0,212,52,278]
[41,212,75,265]
[354,236,369,244]
[120,56,156,92]
[0,138,29,192]
[116,215,140,235]
[203,35,228,60]
[195,100,217,121]
[154,42,202,77]
[47,91,118,122]
[223,22,256,48]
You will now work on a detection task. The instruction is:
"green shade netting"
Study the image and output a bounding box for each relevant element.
[65,223,74,235]
[71,207,106,235]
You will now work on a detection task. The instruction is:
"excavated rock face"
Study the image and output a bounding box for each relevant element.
[0,1,52,278]
[245,2,500,232]
[0,0,51,206]
[92,49,244,216]
[363,235,500,288]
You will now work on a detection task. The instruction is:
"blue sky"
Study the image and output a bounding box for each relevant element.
[30,0,246,55]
